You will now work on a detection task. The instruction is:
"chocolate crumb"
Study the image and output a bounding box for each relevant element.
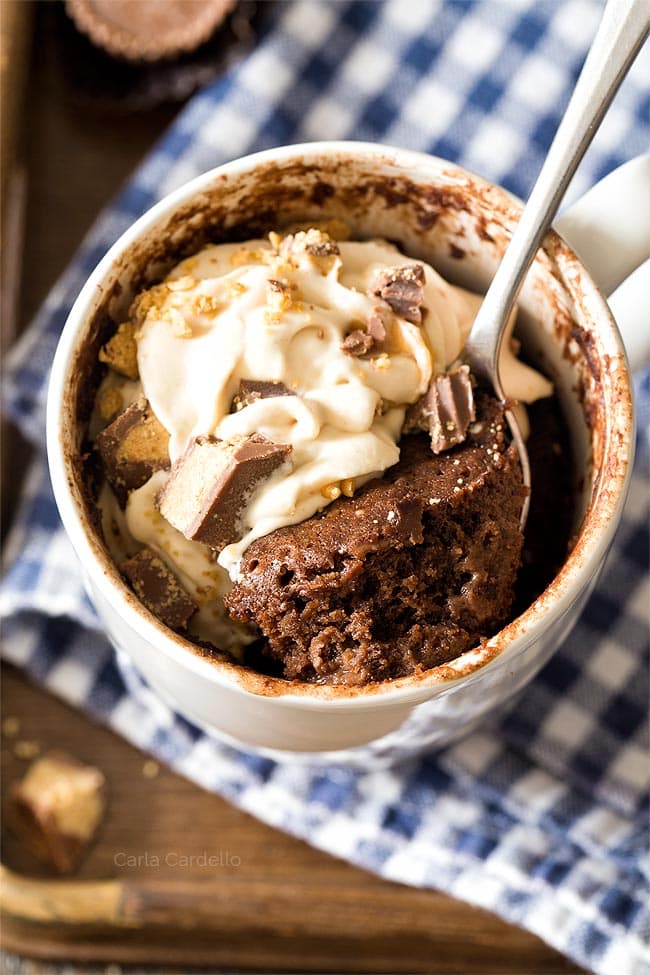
[305,238,340,257]
[367,310,388,344]
[267,278,288,293]
[342,328,374,357]
[279,228,340,262]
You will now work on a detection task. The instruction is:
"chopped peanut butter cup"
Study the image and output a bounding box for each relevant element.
[7,751,106,874]
[372,263,426,324]
[66,0,236,63]
[405,366,476,454]
[122,547,197,630]
[157,433,292,551]
[95,395,170,506]
[342,307,389,357]
[98,321,139,380]
[232,379,293,411]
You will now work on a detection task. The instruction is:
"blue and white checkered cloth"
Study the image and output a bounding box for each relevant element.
[2,2,649,972]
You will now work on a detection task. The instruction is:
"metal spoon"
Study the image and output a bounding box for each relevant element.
[462,0,649,529]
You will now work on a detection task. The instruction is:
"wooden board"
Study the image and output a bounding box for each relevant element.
[0,664,583,973]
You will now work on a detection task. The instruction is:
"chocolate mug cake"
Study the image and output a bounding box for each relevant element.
[48,143,635,757]
[87,223,573,686]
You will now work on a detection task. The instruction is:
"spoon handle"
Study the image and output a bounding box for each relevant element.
[466,0,650,392]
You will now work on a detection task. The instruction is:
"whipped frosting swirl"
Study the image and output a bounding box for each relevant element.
[125,232,550,576]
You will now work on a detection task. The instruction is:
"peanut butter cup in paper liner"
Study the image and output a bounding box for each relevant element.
[66,0,236,63]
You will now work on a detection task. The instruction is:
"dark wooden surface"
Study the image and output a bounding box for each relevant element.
[1,8,583,972]
[1,666,582,973]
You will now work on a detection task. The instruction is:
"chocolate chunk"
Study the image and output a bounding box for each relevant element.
[391,497,424,545]
[372,263,425,323]
[7,751,106,874]
[158,434,292,551]
[342,307,389,357]
[232,379,293,411]
[405,366,475,454]
[96,396,170,506]
[367,309,388,343]
[122,547,197,630]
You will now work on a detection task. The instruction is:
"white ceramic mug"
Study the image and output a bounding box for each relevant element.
[46,144,648,768]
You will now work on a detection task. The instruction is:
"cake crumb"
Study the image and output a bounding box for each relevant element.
[167,275,196,292]
[142,759,160,779]
[14,739,41,760]
[2,716,20,738]
[194,293,223,317]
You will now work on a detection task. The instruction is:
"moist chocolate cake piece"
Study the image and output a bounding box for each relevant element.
[225,394,526,686]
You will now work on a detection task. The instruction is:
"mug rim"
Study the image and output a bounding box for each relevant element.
[46,140,635,708]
